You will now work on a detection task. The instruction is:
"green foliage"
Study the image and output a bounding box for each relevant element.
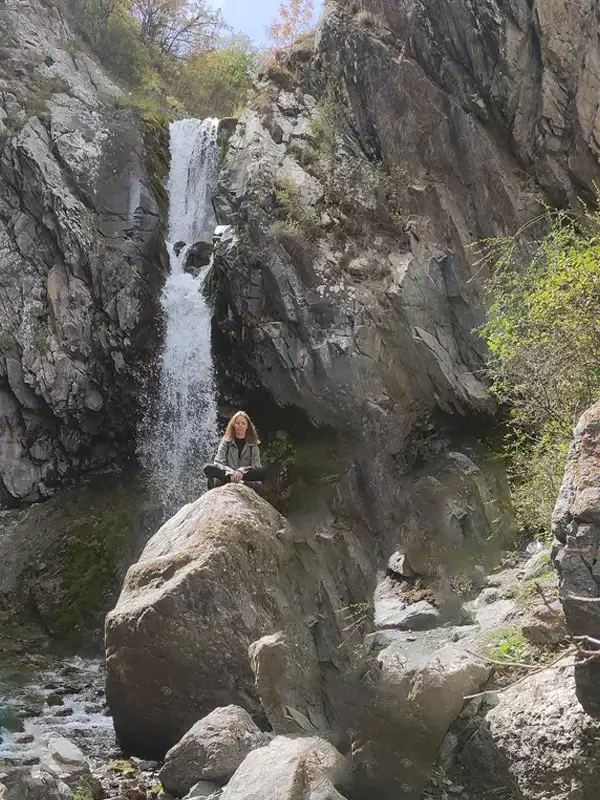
[274,175,320,237]
[264,436,297,473]
[61,0,256,118]
[308,82,344,165]
[52,504,131,644]
[482,626,554,672]
[336,602,372,665]
[73,777,98,800]
[263,431,347,512]
[505,568,557,609]
[141,111,170,220]
[107,759,138,774]
[174,45,256,118]
[480,207,600,536]
[355,10,375,28]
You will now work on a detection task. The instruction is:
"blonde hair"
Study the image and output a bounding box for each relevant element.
[224,411,260,444]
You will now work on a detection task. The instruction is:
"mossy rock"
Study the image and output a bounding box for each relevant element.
[141,112,170,224]
[0,472,161,653]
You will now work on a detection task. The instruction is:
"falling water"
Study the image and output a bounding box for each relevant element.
[141,118,220,511]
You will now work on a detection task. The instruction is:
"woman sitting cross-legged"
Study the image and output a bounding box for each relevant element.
[204,411,267,488]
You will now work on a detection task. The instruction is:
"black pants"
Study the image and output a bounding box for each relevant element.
[204,464,267,486]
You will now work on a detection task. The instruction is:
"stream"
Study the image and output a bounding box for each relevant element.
[0,654,116,768]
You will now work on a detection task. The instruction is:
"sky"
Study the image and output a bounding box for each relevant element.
[214,0,323,47]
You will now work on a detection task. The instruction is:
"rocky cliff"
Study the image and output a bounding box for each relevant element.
[211,0,600,551]
[0,0,168,505]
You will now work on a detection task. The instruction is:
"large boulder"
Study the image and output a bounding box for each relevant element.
[348,629,491,799]
[106,483,379,759]
[105,486,288,756]
[159,706,268,796]
[219,736,349,800]
[553,400,600,715]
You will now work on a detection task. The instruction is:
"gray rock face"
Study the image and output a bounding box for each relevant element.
[0,0,167,504]
[159,706,267,796]
[0,472,158,645]
[219,736,349,800]
[213,0,600,442]
[373,578,440,631]
[553,400,600,715]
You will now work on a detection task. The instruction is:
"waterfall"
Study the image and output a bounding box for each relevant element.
[141,118,220,511]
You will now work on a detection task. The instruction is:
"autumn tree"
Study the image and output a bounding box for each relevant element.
[267,0,314,51]
[130,0,226,56]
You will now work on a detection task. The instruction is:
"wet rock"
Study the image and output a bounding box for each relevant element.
[159,706,267,796]
[219,736,349,800]
[52,708,74,718]
[45,695,63,707]
[39,736,89,790]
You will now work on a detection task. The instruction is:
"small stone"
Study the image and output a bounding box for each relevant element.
[184,780,222,798]
[377,600,441,631]
[387,551,416,579]
[522,600,568,645]
[48,736,87,766]
[130,756,160,771]
[474,588,499,606]
[46,693,64,707]
[53,707,74,717]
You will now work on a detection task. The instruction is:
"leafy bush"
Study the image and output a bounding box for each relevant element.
[480,207,600,536]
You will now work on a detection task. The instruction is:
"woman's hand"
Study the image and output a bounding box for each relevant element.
[231,471,244,484]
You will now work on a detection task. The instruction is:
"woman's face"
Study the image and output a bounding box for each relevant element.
[234,415,249,438]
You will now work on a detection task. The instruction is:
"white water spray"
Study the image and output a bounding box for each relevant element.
[142,118,220,510]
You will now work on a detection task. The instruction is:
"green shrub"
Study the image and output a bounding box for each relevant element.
[505,568,557,609]
[273,175,321,237]
[482,627,553,672]
[480,206,600,536]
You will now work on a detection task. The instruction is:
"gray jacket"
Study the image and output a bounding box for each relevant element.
[214,437,262,474]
